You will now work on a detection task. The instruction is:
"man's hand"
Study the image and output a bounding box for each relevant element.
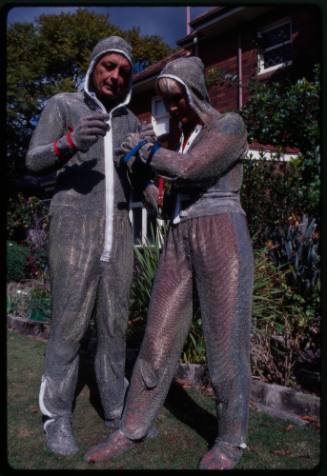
[71,112,109,152]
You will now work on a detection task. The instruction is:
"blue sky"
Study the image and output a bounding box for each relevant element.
[6,5,215,47]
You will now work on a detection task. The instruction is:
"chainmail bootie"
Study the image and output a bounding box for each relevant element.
[44,417,79,456]
[84,429,138,463]
[198,439,244,470]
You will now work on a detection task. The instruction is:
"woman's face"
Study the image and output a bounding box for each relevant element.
[160,80,198,127]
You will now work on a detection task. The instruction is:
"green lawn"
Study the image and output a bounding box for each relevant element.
[7,329,320,470]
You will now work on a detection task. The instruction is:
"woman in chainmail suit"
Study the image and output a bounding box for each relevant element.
[85,56,254,470]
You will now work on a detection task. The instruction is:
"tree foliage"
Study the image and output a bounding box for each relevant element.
[6,8,173,180]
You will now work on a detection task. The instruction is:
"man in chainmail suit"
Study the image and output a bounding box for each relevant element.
[26,36,157,456]
[85,56,254,469]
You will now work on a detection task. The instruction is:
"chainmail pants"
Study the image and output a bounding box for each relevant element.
[39,207,133,422]
[120,213,254,448]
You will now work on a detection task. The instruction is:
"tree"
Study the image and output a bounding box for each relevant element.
[6,8,173,182]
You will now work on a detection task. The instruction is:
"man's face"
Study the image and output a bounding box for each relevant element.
[92,52,131,101]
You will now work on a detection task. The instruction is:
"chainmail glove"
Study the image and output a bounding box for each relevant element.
[119,133,144,172]
[120,132,142,155]
[120,123,158,157]
[71,112,109,152]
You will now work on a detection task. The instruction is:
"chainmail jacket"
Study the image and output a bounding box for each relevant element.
[119,57,254,455]
[151,57,248,220]
[26,37,140,428]
[26,81,139,221]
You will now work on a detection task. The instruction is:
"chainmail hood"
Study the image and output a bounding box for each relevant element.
[84,36,134,109]
[157,56,219,124]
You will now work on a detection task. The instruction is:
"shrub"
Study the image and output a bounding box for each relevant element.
[25,216,49,280]
[7,280,51,321]
[241,67,320,152]
[7,193,49,242]
[240,66,321,384]
[182,247,317,388]
[127,225,167,346]
[7,280,37,317]
[251,248,316,387]
[7,193,49,280]
[29,285,52,321]
[241,64,320,219]
[241,154,303,244]
[6,241,30,282]
[265,214,320,303]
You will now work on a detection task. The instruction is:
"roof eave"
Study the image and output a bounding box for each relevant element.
[132,49,190,91]
[177,6,273,47]
[132,75,156,93]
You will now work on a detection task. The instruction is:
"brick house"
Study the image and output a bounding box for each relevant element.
[128,5,321,243]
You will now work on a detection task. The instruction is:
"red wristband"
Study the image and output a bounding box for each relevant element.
[52,141,63,160]
[66,129,77,150]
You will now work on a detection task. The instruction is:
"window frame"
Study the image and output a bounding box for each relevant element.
[257,18,293,75]
[129,199,147,246]
[151,96,169,120]
[129,197,164,247]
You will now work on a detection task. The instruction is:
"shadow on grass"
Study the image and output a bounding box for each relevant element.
[73,351,216,447]
[73,354,104,420]
[165,382,216,446]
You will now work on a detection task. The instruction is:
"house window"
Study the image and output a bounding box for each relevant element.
[151,96,170,137]
[257,19,292,74]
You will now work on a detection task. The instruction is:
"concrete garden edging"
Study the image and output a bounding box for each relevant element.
[175,362,320,426]
[7,314,50,340]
